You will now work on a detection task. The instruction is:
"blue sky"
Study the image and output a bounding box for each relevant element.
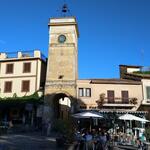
[0,0,150,79]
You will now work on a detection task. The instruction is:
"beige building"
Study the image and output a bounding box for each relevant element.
[142,79,150,104]
[77,79,143,111]
[76,65,150,113]
[119,65,150,117]
[0,50,47,98]
[0,50,47,126]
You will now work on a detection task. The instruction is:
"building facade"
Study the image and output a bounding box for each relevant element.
[0,50,47,126]
[0,50,47,98]
[77,79,143,111]
[119,65,150,118]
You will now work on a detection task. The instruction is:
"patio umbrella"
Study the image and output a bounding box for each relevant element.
[72,111,103,119]
[119,114,150,123]
[72,111,103,131]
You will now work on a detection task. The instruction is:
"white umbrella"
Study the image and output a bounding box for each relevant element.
[72,111,103,118]
[119,114,150,123]
[72,112,103,131]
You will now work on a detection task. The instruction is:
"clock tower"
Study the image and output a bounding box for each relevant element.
[44,17,79,120]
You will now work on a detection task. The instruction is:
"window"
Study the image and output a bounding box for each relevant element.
[6,64,13,74]
[121,91,129,103]
[107,90,114,103]
[4,81,12,93]
[23,62,31,73]
[79,88,84,97]
[86,88,91,97]
[146,86,150,99]
[21,80,30,92]
[78,88,91,97]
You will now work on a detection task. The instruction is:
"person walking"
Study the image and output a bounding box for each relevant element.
[99,132,107,150]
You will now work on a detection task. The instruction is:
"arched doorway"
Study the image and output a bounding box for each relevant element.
[43,92,77,123]
[53,93,72,120]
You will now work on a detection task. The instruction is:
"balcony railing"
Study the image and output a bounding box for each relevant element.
[6,50,34,58]
[141,66,150,72]
[0,50,47,62]
[20,50,34,57]
[105,101,130,104]
[133,67,150,75]
[96,97,137,105]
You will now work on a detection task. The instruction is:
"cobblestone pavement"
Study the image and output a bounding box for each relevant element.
[0,132,63,150]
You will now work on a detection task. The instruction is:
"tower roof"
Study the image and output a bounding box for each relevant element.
[48,17,79,37]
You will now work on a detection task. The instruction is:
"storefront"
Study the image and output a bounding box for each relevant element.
[0,97,44,128]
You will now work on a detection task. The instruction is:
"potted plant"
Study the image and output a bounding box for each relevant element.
[96,93,105,108]
[130,97,138,105]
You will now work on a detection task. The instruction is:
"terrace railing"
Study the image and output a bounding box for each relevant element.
[96,97,138,106]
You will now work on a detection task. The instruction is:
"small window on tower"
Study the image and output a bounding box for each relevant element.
[58,75,64,79]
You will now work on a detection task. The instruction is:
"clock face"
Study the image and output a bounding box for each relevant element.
[58,34,66,43]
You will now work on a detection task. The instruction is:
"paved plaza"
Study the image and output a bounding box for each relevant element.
[0,131,144,150]
[0,132,60,150]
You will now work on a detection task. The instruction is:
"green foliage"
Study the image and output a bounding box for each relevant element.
[0,92,43,106]
[130,97,138,105]
[133,71,150,75]
[22,91,40,99]
[96,93,105,108]
[145,127,150,140]
[13,93,17,98]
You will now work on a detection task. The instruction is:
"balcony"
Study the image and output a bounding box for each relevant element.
[133,67,150,75]
[96,97,137,108]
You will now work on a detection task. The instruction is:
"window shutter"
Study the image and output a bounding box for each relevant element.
[22,80,30,92]
[107,90,114,103]
[4,81,12,93]
[23,63,31,73]
[122,91,129,103]
[6,64,13,74]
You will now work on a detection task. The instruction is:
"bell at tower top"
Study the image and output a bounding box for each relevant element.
[48,17,79,37]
